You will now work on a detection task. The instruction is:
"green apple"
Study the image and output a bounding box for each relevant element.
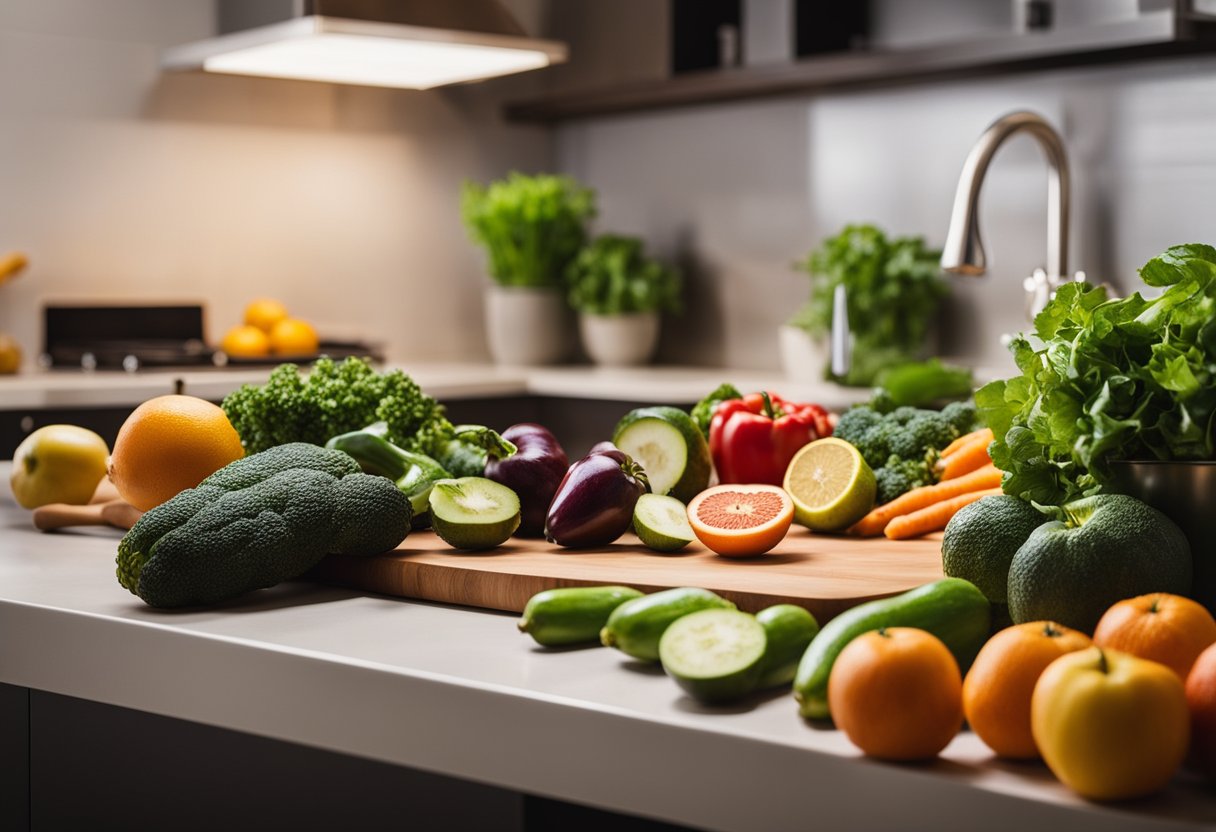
[10,425,109,509]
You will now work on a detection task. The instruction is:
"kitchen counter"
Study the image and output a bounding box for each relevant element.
[1,471,1213,831]
[0,363,871,410]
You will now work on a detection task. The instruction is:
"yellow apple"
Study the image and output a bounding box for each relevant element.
[1032,646,1189,800]
[10,425,110,509]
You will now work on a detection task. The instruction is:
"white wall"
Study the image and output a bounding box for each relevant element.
[0,0,552,366]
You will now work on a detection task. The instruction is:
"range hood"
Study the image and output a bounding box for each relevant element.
[163,0,567,90]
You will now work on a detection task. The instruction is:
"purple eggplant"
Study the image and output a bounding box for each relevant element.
[545,450,650,548]
[484,423,569,537]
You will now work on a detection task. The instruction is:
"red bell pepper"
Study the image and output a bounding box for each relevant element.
[708,392,833,485]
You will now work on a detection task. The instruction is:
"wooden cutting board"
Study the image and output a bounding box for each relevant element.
[309,528,945,622]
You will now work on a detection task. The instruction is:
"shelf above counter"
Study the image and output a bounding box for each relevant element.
[506,6,1216,123]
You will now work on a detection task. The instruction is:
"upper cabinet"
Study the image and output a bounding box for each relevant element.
[506,0,1216,123]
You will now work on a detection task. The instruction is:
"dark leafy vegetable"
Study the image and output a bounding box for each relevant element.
[690,383,743,439]
[566,234,681,315]
[978,243,1216,505]
[791,224,947,386]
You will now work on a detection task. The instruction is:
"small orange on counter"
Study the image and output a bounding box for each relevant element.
[963,621,1092,759]
[108,395,245,511]
[1093,593,1216,680]
[243,297,289,333]
[1186,642,1216,778]
[828,627,964,761]
[269,318,319,355]
[220,324,270,358]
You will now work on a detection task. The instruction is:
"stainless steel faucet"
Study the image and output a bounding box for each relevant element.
[941,110,1084,319]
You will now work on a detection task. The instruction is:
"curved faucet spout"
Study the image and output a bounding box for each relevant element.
[941,111,1070,287]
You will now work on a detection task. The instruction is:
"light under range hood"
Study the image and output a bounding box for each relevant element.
[163,0,567,90]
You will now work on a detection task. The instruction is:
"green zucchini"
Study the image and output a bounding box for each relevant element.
[517,585,643,647]
[756,604,819,690]
[659,609,767,704]
[600,587,735,661]
[793,578,989,720]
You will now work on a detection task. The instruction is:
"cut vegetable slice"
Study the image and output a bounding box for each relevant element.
[612,407,710,501]
[659,608,767,703]
[783,437,876,532]
[633,493,696,553]
[429,477,521,551]
[686,484,793,557]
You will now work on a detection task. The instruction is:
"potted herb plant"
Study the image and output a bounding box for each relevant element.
[784,224,947,386]
[462,172,596,365]
[566,234,681,367]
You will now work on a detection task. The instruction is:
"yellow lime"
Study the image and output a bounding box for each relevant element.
[782,437,876,532]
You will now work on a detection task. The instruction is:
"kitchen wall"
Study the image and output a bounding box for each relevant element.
[549,4,1216,375]
[0,0,551,366]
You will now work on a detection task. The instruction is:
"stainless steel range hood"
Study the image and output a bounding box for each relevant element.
[163,0,567,90]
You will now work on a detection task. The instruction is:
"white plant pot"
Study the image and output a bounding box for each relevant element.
[579,312,660,367]
[779,325,830,382]
[484,286,574,366]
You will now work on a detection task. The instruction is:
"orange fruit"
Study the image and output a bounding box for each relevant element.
[220,325,270,358]
[243,298,289,333]
[1186,642,1216,777]
[1093,593,1216,680]
[108,395,245,511]
[963,621,1092,759]
[269,318,319,355]
[686,484,793,557]
[829,627,964,761]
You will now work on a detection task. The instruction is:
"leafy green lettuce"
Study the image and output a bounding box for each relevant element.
[978,244,1216,505]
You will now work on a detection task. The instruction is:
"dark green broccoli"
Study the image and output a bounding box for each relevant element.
[941,400,981,434]
[832,406,884,447]
[855,422,901,470]
[875,455,936,504]
[889,413,957,459]
[116,443,411,608]
[887,406,923,426]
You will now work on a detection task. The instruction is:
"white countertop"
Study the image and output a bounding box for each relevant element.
[0,471,1212,831]
[0,363,872,410]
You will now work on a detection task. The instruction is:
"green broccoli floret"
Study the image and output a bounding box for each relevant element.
[832,406,884,447]
[890,413,958,459]
[116,443,411,608]
[887,406,923,426]
[874,454,936,504]
[941,400,980,434]
[855,422,902,470]
[868,388,897,415]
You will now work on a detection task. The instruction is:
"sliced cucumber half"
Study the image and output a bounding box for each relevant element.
[633,493,695,553]
[612,407,710,502]
[429,477,521,551]
[659,608,767,704]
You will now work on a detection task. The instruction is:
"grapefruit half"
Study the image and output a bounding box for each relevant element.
[687,484,794,557]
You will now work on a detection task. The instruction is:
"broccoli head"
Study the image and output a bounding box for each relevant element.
[889,413,958,459]
[875,454,936,504]
[941,400,981,434]
[116,443,411,608]
[832,406,884,447]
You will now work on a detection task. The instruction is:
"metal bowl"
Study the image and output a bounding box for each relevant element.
[1109,460,1216,614]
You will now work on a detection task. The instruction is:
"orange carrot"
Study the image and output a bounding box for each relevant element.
[939,427,993,459]
[885,488,1004,540]
[937,433,994,480]
[849,464,1003,537]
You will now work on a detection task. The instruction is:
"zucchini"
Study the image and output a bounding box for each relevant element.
[518,585,644,647]
[600,587,735,661]
[659,609,767,704]
[612,407,711,502]
[793,578,989,720]
[756,604,819,690]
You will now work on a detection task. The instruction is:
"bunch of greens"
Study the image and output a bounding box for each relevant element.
[792,224,948,386]
[977,244,1216,506]
[690,382,743,438]
[461,172,597,289]
[566,234,682,315]
[221,357,512,476]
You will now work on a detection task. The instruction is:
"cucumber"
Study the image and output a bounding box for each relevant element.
[793,577,990,720]
[517,585,644,647]
[612,407,711,503]
[429,477,521,551]
[633,493,695,553]
[600,587,735,662]
[659,609,767,704]
[756,604,820,690]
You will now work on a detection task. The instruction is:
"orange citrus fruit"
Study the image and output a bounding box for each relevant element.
[108,395,245,511]
[1094,593,1216,680]
[829,627,964,761]
[1186,642,1216,777]
[686,484,793,557]
[220,325,270,358]
[243,298,289,333]
[963,621,1092,759]
[269,318,319,355]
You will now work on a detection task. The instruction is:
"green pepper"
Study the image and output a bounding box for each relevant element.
[325,430,451,523]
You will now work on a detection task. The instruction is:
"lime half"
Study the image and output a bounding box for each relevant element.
[782,438,876,532]
[633,493,695,553]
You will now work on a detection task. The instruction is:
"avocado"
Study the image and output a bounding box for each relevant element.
[942,495,1048,605]
[1006,494,1192,634]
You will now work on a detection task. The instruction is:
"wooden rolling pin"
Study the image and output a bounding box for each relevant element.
[32,500,143,531]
